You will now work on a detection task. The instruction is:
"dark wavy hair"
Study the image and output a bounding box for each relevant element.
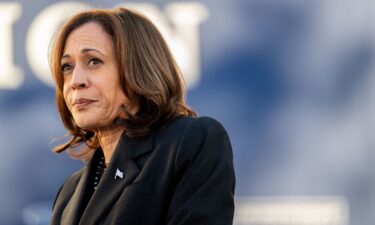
[50,7,196,157]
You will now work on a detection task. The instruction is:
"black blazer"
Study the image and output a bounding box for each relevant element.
[50,116,235,225]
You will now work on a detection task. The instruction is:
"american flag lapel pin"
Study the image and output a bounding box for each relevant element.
[115,168,124,179]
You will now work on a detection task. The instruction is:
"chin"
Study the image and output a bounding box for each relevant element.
[76,122,98,131]
[74,116,100,130]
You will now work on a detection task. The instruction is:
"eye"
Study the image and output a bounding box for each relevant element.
[88,57,102,66]
[61,63,73,73]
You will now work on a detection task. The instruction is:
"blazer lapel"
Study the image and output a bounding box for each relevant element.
[61,151,98,225]
[79,132,153,225]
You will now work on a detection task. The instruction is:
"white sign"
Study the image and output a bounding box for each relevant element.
[0,1,209,89]
[234,196,349,225]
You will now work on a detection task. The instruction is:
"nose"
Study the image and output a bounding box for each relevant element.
[70,64,89,90]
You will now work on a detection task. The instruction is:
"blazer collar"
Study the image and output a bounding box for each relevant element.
[62,131,154,225]
[60,150,97,225]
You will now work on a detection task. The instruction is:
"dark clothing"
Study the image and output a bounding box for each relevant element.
[50,116,235,225]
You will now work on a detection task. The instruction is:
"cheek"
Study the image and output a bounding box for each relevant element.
[101,89,128,117]
[62,84,73,113]
[62,87,69,106]
[113,89,129,107]
[102,78,127,104]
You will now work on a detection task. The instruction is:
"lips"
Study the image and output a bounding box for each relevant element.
[72,98,97,110]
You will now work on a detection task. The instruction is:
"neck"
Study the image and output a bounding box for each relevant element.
[96,126,125,164]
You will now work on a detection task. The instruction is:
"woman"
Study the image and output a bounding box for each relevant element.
[49,7,235,225]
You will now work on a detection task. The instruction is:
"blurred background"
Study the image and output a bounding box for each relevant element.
[1,0,375,224]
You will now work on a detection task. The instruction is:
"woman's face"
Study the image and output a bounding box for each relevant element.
[62,22,128,131]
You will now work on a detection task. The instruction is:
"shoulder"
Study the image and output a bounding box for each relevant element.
[154,116,230,155]
[176,116,229,143]
[167,116,232,161]
[62,168,84,189]
[188,116,227,133]
[53,168,84,209]
[156,116,229,147]
[163,116,227,136]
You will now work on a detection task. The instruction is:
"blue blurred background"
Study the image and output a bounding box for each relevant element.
[1,0,375,224]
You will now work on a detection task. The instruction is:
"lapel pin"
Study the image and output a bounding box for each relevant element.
[115,168,124,179]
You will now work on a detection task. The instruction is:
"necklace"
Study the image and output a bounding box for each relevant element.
[93,156,107,190]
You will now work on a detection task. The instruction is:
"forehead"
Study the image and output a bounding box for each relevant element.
[63,22,113,55]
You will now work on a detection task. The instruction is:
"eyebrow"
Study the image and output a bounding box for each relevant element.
[61,48,105,60]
